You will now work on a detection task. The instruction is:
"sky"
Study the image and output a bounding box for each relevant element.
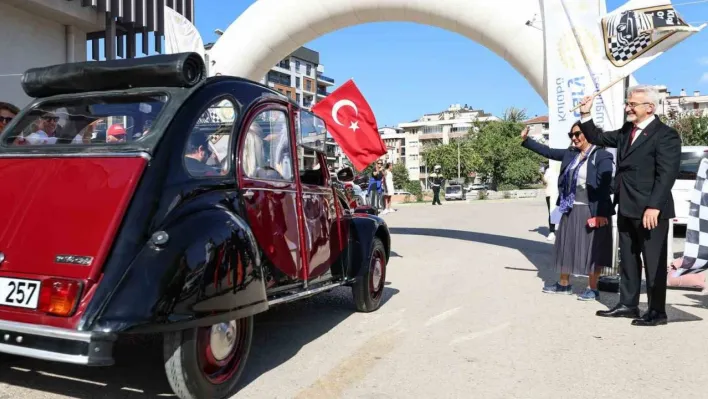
[193,0,708,127]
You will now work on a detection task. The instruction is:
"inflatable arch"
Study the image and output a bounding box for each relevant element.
[209,0,548,103]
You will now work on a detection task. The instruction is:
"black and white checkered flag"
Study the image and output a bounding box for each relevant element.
[676,158,708,276]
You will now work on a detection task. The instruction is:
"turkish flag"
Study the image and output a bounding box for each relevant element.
[311,79,386,171]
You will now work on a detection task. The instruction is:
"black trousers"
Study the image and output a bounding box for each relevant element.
[617,215,669,313]
[432,187,441,205]
[545,196,555,233]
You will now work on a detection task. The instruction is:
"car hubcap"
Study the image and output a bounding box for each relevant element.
[198,318,249,385]
[210,321,238,361]
[372,258,383,288]
[369,249,385,298]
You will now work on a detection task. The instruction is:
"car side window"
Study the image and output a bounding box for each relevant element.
[184,98,236,178]
[242,109,294,181]
[298,147,326,186]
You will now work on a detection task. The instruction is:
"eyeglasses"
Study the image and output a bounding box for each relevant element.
[0,117,12,124]
[624,102,651,108]
[568,132,582,139]
[42,116,59,122]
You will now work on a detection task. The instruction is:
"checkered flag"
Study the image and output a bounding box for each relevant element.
[676,158,708,276]
[607,34,652,63]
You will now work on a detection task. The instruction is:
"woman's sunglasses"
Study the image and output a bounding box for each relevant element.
[568,131,582,139]
[0,117,13,124]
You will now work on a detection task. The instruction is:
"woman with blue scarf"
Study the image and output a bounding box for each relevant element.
[521,121,615,301]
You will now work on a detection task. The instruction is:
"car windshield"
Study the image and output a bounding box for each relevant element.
[446,186,461,193]
[677,151,708,180]
[1,94,168,147]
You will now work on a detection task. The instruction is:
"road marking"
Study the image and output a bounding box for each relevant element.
[35,371,107,386]
[449,322,511,345]
[424,307,462,327]
[294,327,404,399]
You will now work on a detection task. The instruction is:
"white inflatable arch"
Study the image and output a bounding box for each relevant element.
[209,0,548,103]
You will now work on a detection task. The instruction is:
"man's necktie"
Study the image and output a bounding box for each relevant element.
[625,126,638,155]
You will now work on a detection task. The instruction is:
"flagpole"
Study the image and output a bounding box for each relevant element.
[568,74,627,113]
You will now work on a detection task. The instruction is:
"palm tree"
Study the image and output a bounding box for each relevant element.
[502,107,528,123]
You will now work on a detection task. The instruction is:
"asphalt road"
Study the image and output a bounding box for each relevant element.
[0,198,705,399]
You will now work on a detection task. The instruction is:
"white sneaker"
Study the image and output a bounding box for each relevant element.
[547,232,556,242]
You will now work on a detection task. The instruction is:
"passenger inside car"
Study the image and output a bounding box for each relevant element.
[184,133,221,177]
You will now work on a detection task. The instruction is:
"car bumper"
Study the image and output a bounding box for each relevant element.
[0,319,116,366]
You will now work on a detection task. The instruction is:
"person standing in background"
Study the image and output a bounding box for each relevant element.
[542,163,559,242]
[430,165,443,205]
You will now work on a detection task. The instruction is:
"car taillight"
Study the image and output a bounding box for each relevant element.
[38,278,82,317]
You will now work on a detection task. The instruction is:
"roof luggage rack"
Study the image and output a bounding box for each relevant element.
[21,52,206,99]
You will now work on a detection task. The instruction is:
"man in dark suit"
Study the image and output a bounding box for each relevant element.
[578,85,681,326]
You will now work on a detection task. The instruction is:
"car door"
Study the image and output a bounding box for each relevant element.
[238,105,303,284]
[294,110,343,280]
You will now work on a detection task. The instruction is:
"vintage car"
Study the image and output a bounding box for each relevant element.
[0,52,391,399]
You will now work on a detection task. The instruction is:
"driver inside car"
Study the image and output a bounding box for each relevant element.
[184,133,221,176]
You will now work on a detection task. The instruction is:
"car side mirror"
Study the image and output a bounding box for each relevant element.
[336,166,354,183]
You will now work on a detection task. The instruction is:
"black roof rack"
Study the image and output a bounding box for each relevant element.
[21,52,206,99]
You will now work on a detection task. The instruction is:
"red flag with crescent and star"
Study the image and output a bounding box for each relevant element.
[311,79,386,171]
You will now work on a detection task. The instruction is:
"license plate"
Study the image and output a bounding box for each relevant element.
[0,278,41,309]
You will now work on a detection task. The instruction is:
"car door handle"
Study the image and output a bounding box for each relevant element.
[242,190,255,199]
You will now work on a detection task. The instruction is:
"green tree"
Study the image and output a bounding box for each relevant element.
[391,162,409,189]
[420,139,475,184]
[662,110,708,145]
[469,120,543,190]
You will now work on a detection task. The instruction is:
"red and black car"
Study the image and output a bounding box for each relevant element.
[0,52,391,399]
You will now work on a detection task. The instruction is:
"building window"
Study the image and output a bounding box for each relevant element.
[278,58,290,69]
[423,126,443,134]
[306,64,312,75]
[296,93,301,104]
[305,80,312,92]
[295,60,301,71]
[296,77,301,88]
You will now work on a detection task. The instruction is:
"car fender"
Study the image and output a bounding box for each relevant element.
[347,214,391,279]
[91,209,267,333]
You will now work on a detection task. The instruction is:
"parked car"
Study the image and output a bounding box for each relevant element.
[672,146,708,226]
[444,184,467,200]
[0,52,391,399]
[466,183,489,192]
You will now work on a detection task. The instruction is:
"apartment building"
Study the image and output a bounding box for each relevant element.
[523,115,549,142]
[398,104,500,187]
[257,46,345,169]
[0,0,192,108]
[378,127,406,165]
[655,86,708,117]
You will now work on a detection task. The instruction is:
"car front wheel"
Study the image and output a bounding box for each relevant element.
[163,316,253,399]
[352,237,387,312]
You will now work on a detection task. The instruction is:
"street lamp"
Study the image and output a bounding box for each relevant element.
[457,139,461,181]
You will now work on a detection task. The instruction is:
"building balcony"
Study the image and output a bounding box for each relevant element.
[317,73,335,86]
[317,89,329,98]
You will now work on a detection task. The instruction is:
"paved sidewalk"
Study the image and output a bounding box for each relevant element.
[1,198,706,399]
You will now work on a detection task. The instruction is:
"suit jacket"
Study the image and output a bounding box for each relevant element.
[579,117,681,219]
[522,138,615,218]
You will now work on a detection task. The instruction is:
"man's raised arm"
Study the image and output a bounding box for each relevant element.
[577,95,621,149]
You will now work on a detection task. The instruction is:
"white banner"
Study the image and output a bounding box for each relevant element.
[164,6,206,61]
[544,0,624,151]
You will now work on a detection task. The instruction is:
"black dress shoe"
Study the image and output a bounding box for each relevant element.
[631,310,668,326]
[596,304,640,318]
